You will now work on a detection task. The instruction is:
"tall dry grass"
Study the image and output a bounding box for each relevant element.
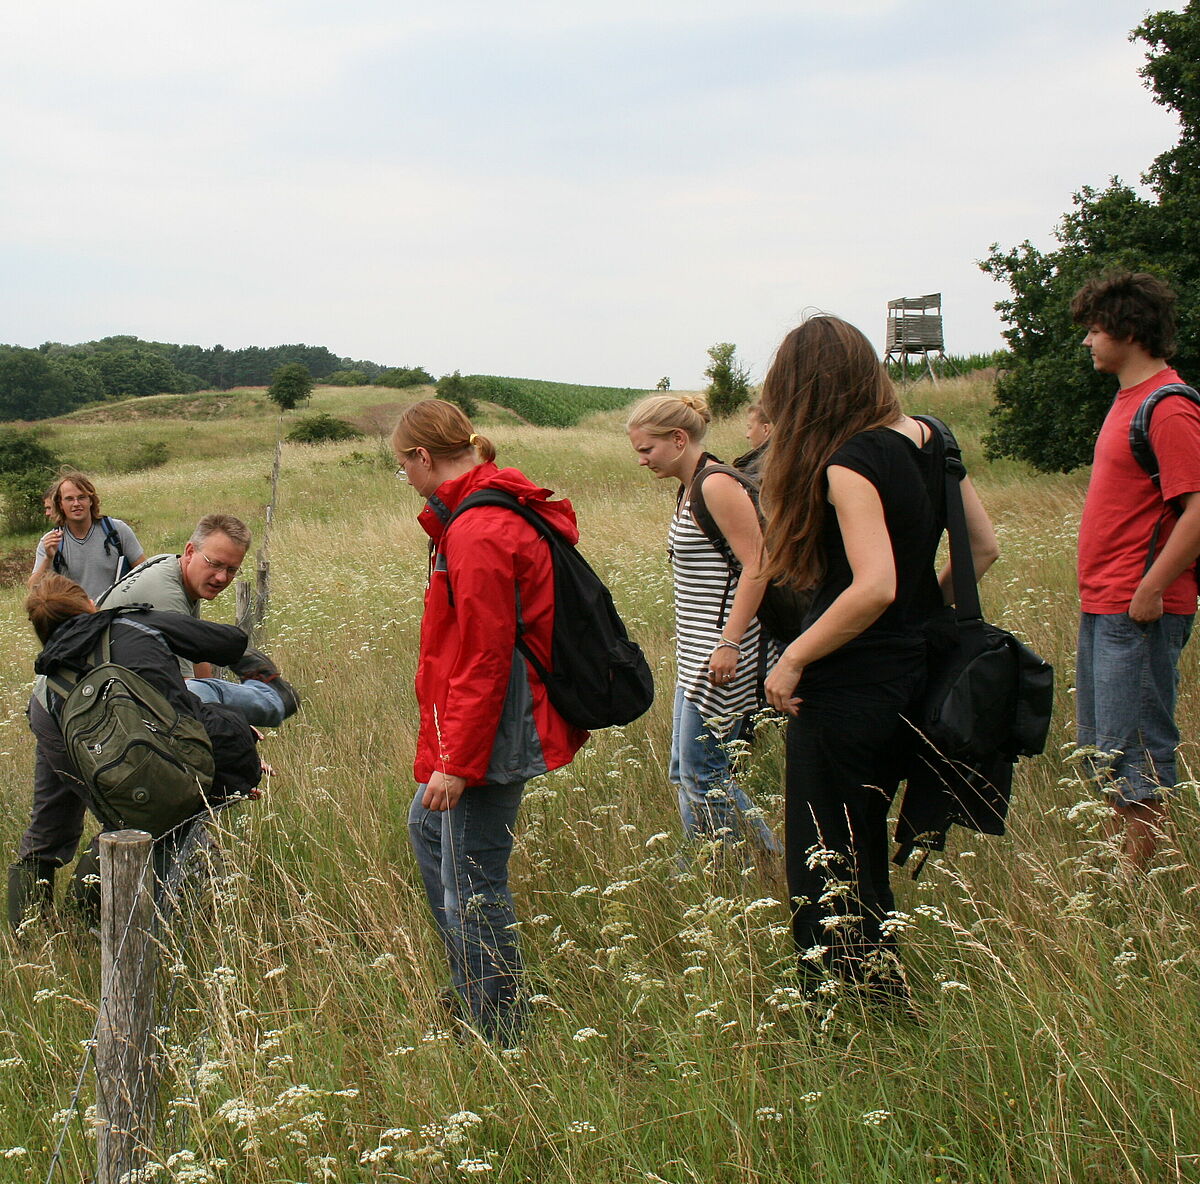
[0,378,1197,1183]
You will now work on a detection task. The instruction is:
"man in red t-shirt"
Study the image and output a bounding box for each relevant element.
[1072,271,1200,869]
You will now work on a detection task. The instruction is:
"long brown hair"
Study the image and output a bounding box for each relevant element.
[392,399,497,464]
[758,315,901,590]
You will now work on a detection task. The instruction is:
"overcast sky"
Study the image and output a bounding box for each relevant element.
[0,1,1182,388]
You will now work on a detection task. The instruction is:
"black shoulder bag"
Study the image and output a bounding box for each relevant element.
[893,417,1054,871]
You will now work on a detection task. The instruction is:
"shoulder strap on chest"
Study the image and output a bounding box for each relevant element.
[683,456,756,573]
[914,415,978,622]
[43,624,114,714]
[442,489,556,609]
[1129,382,1200,489]
[99,516,125,556]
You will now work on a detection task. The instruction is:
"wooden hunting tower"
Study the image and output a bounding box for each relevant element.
[884,293,947,383]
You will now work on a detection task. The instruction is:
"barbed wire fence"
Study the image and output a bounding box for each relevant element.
[41,438,284,1182]
[41,798,257,1183]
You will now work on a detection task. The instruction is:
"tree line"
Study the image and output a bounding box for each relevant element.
[0,336,429,423]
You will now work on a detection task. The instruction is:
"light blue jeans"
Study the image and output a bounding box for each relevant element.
[187,677,286,727]
[408,780,526,1043]
[670,685,781,852]
[1077,611,1193,803]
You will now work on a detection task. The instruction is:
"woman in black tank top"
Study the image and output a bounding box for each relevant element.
[757,316,997,1002]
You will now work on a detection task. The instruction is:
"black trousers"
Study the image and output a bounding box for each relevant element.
[19,697,90,867]
[784,673,921,981]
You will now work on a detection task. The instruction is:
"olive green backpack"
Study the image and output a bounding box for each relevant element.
[45,622,215,837]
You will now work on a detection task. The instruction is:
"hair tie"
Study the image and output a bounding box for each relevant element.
[469,433,479,445]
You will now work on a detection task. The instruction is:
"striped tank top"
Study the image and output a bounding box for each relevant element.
[668,492,774,721]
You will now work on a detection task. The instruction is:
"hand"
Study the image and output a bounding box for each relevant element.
[708,642,739,685]
[1129,583,1164,624]
[764,654,803,716]
[423,771,468,812]
[40,529,62,558]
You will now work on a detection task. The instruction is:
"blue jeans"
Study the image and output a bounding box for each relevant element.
[408,780,526,1043]
[670,686,781,852]
[1077,611,1193,803]
[187,677,285,727]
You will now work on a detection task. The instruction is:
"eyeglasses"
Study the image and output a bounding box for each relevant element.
[199,551,241,578]
[395,449,422,483]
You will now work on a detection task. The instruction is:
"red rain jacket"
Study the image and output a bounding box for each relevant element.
[413,462,589,785]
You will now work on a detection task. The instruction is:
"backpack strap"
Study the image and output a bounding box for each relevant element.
[443,489,556,684]
[913,415,979,623]
[1128,383,1200,574]
[51,517,126,576]
[682,457,761,629]
[43,624,113,718]
[682,457,745,574]
[1129,383,1200,491]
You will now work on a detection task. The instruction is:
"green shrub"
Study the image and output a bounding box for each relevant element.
[338,446,392,469]
[325,369,370,387]
[376,366,434,389]
[435,371,479,418]
[111,439,169,473]
[0,428,62,533]
[287,412,364,445]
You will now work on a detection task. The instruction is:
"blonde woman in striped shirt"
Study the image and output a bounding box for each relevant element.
[627,393,780,856]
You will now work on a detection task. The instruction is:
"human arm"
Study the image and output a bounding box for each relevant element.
[193,662,214,679]
[1129,490,1200,622]
[28,532,61,589]
[701,473,769,683]
[420,512,530,799]
[764,466,896,715]
[937,476,999,603]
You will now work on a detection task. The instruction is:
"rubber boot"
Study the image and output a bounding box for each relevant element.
[7,858,56,932]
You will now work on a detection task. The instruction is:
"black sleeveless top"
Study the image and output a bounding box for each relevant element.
[799,426,947,692]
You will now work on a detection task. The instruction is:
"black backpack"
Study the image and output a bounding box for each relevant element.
[685,456,812,643]
[446,490,655,731]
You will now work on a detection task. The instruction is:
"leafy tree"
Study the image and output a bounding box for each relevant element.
[656,377,671,391]
[704,343,751,419]
[268,362,314,410]
[0,348,76,420]
[981,1,1200,471]
[48,355,105,406]
[94,344,195,399]
[436,371,479,417]
[0,428,62,532]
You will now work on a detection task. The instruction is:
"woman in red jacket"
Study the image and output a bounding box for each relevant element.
[395,399,587,1043]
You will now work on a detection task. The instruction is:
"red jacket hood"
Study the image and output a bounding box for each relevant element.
[418,462,579,547]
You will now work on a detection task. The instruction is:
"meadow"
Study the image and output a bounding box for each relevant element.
[0,376,1198,1183]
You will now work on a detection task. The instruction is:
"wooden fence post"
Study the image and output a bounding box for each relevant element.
[96,829,156,1184]
[235,437,281,646]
